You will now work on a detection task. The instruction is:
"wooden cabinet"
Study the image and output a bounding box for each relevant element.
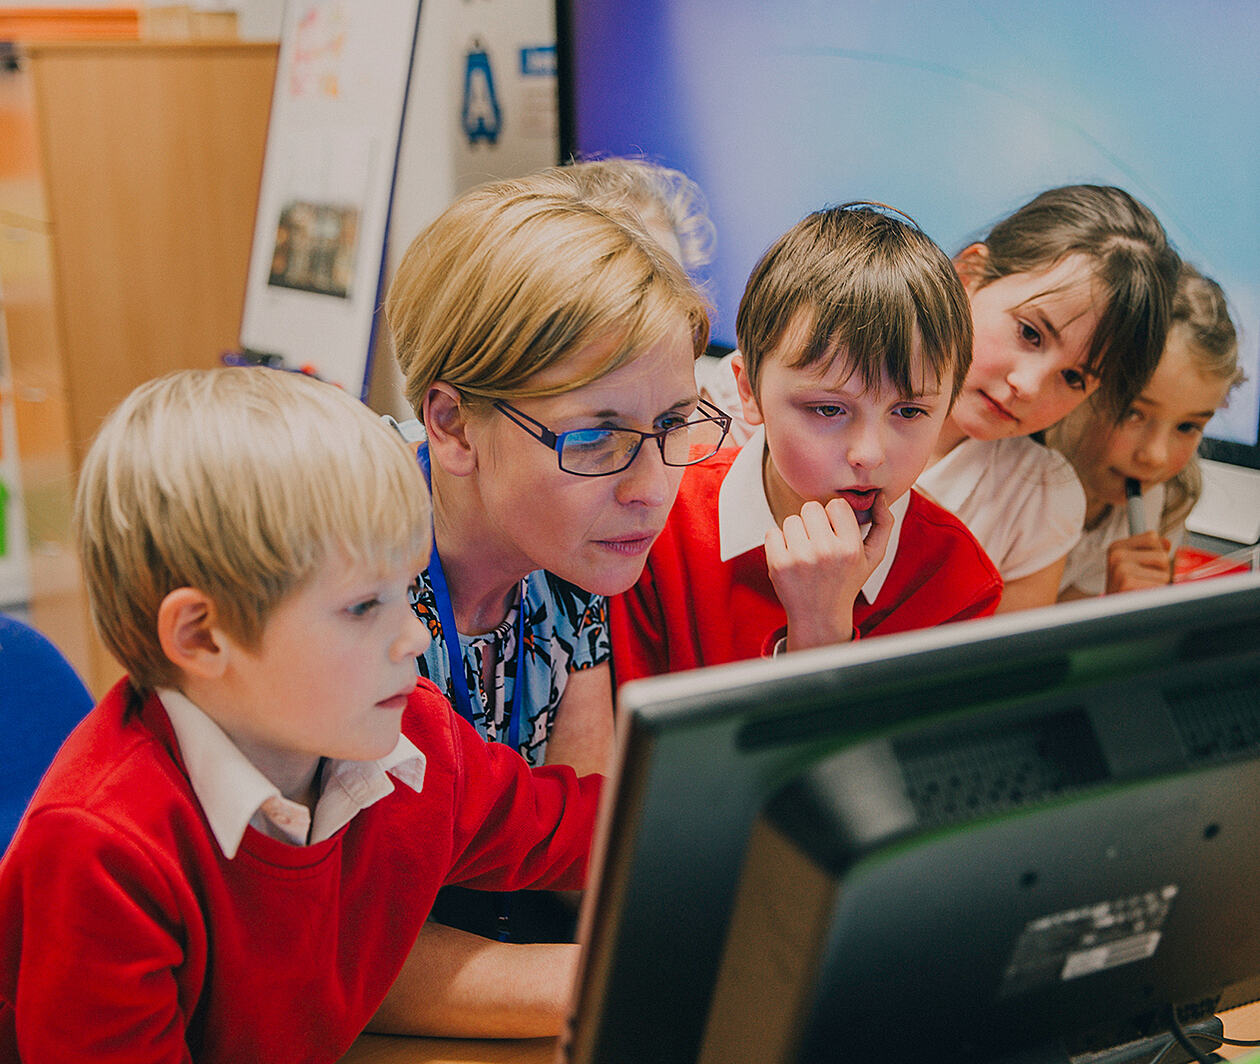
[0,40,277,695]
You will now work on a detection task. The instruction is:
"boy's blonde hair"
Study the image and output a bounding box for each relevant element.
[385,175,711,420]
[1047,263,1242,533]
[735,203,973,402]
[76,367,432,691]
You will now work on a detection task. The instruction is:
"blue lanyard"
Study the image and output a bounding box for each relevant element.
[417,445,526,753]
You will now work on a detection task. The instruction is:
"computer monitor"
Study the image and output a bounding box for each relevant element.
[562,572,1260,1064]
[556,0,1260,464]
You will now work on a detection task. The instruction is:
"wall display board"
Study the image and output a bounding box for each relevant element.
[240,0,421,396]
[384,0,560,272]
[450,0,558,193]
[364,0,560,419]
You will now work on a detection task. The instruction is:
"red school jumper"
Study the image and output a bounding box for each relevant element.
[0,679,599,1063]
[612,448,1003,682]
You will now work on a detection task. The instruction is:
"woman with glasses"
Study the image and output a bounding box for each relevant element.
[385,172,725,785]
[383,175,725,948]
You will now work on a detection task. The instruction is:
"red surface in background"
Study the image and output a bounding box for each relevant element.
[1174,546,1251,581]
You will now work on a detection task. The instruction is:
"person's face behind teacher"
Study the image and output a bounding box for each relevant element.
[467,325,703,597]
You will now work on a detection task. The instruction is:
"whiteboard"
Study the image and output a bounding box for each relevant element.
[239,0,421,396]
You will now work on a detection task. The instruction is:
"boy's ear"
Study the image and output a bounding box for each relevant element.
[731,354,766,427]
[157,588,228,680]
[422,382,478,477]
[953,243,990,294]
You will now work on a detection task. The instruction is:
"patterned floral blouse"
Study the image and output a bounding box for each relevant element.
[409,567,611,766]
[407,440,611,766]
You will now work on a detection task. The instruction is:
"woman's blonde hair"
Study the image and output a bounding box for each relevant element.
[76,367,431,691]
[385,175,711,420]
[960,184,1181,420]
[1047,263,1242,533]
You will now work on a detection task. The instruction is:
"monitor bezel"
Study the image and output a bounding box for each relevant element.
[1202,436,1260,473]
[563,572,1260,1064]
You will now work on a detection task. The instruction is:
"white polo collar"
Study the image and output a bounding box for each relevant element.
[157,687,426,859]
[716,425,908,604]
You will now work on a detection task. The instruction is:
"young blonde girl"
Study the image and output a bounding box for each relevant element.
[546,155,717,276]
[1050,263,1242,599]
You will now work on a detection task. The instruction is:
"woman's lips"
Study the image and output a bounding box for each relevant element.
[595,533,657,556]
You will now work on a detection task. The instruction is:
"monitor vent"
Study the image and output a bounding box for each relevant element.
[895,711,1106,828]
[1167,669,1260,764]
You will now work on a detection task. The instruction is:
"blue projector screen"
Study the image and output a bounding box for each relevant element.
[562,0,1260,452]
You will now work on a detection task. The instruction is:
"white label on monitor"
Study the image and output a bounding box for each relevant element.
[1060,931,1163,980]
[1000,885,1178,997]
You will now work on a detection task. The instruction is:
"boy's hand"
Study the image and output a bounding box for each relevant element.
[765,493,893,652]
[1105,531,1174,594]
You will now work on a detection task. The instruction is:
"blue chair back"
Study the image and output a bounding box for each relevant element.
[0,613,95,850]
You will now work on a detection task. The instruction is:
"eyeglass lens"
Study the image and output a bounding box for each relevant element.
[560,417,726,475]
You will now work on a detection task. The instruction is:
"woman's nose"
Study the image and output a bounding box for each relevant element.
[614,438,674,507]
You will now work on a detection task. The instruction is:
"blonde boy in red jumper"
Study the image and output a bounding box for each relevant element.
[0,368,599,1062]
[613,204,1002,680]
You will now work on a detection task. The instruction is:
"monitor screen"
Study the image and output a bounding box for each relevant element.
[562,572,1260,1064]
[557,0,1260,465]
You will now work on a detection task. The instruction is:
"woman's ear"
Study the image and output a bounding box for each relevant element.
[731,353,765,427]
[953,243,990,295]
[157,588,227,681]
[422,382,478,477]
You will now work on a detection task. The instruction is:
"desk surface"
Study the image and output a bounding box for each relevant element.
[340,1003,1260,1064]
[1219,1001,1260,1060]
[340,1034,556,1064]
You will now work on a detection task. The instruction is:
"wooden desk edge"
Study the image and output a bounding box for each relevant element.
[340,1033,557,1064]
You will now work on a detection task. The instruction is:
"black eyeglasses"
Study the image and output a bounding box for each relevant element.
[492,397,732,477]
